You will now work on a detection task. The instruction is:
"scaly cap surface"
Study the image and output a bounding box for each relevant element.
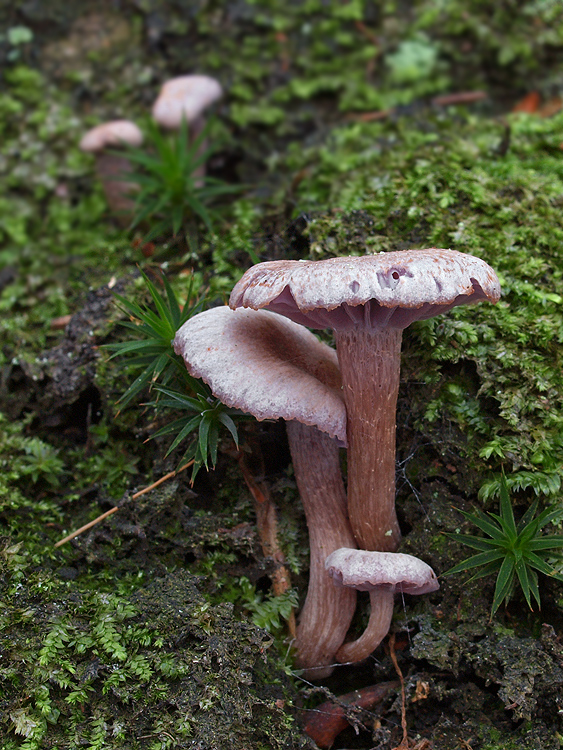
[230,249,501,330]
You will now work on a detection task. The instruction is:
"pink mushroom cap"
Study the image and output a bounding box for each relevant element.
[229,249,501,330]
[152,75,223,129]
[173,306,346,443]
[325,548,440,595]
[79,120,143,152]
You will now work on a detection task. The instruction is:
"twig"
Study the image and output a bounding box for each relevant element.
[347,108,395,122]
[431,90,487,106]
[236,450,296,638]
[389,633,409,750]
[354,19,379,46]
[54,460,194,548]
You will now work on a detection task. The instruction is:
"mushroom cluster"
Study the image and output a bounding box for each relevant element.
[174,249,501,676]
[80,74,223,217]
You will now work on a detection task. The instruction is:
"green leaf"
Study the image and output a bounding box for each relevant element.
[217,412,239,446]
[165,416,202,454]
[198,417,211,468]
[524,551,562,577]
[457,508,505,541]
[526,536,563,551]
[444,549,506,576]
[515,559,533,610]
[516,498,539,533]
[499,473,518,541]
[527,568,541,609]
[444,532,501,551]
[491,556,515,617]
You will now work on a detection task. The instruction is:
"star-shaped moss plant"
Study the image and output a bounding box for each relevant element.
[446,474,563,617]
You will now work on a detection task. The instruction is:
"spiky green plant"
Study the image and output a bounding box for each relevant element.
[103,269,244,478]
[103,269,205,408]
[148,384,242,475]
[122,117,241,243]
[446,473,563,617]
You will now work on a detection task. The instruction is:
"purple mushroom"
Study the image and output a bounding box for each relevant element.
[173,306,357,678]
[230,249,500,661]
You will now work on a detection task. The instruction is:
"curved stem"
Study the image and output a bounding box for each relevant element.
[96,153,137,223]
[286,421,357,680]
[335,588,394,664]
[334,327,403,552]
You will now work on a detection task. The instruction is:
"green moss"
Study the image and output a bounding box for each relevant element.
[0,551,306,750]
[282,109,563,500]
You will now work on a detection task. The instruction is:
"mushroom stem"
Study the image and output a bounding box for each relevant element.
[335,589,394,664]
[95,152,138,221]
[334,327,403,552]
[286,420,357,679]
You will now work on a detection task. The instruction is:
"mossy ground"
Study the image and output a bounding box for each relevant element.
[2,2,563,748]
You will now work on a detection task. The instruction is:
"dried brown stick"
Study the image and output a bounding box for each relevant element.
[236,451,296,638]
[54,460,194,548]
[431,90,487,106]
[389,633,409,750]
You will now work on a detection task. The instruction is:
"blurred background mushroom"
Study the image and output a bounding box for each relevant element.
[152,74,223,184]
[79,120,143,224]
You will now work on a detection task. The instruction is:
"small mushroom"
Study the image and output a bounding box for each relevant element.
[173,306,357,678]
[325,547,439,663]
[152,75,223,133]
[152,75,223,184]
[79,120,143,222]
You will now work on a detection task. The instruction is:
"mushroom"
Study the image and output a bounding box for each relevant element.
[152,75,223,184]
[173,305,357,678]
[230,249,500,661]
[230,249,501,552]
[79,120,143,223]
[152,75,223,133]
[325,547,439,663]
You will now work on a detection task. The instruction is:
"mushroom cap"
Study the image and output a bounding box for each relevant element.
[79,120,143,152]
[173,306,346,443]
[229,249,501,330]
[152,75,223,129]
[325,547,440,595]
